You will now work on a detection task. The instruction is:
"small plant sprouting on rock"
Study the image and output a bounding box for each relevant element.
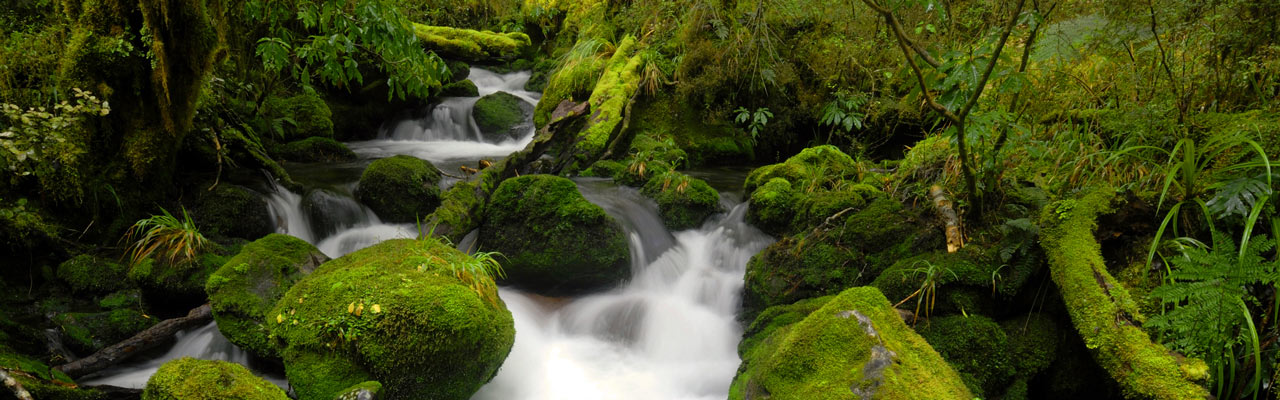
[122,207,209,268]
[892,260,956,324]
[447,251,507,307]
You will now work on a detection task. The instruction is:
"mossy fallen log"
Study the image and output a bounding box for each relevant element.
[1038,188,1209,399]
[412,24,530,62]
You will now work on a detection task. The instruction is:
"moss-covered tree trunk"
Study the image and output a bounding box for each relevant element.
[1038,188,1209,399]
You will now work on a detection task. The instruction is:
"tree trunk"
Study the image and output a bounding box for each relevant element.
[55,304,213,379]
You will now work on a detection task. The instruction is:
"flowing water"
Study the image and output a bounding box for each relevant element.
[83,68,773,399]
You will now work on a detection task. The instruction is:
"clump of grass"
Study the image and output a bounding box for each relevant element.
[122,207,210,268]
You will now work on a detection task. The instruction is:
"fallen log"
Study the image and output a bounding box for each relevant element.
[1,368,34,400]
[55,304,212,378]
[1039,188,1208,398]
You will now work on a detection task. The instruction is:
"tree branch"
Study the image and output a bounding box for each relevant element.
[958,0,1026,119]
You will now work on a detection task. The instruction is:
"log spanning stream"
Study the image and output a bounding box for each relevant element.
[83,68,774,399]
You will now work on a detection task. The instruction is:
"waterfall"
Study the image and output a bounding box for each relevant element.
[472,184,774,400]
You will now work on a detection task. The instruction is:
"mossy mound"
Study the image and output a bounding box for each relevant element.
[742,234,861,320]
[193,184,273,240]
[916,315,1013,396]
[268,239,515,400]
[273,137,357,163]
[57,254,130,294]
[355,155,442,223]
[729,286,972,400]
[206,234,328,360]
[53,309,155,355]
[641,172,721,230]
[473,91,534,141]
[264,90,334,142]
[478,175,630,295]
[440,79,479,97]
[743,145,872,236]
[142,357,288,400]
[128,245,231,308]
[869,248,1000,317]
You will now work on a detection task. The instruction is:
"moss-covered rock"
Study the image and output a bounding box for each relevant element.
[729,286,972,400]
[269,239,514,400]
[412,24,531,61]
[355,155,442,223]
[917,315,1013,396]
[742,234,861,321]
[142,357,288,400]
[743,145,874,236]
[128,244,231,308]
[478,175,629,295]
[273,137,357,163]
[746,178,796,236]
[206,234,328,360]
[440,79,480,97]
[264,90,335,142]
[53,309,155,355]
[335,381,384,400]
[57,254,129,294]
[641,172,721,230]
[193,184,273,240]
[473,91,534,141]
[869,248,998,317]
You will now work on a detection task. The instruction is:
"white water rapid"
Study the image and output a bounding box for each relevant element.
[83,68,773,400]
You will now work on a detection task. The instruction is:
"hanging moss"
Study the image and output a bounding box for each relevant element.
[1038,188,1209,398]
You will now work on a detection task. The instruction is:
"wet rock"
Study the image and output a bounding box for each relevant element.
[472,91,534,141]
[355,155,442,223]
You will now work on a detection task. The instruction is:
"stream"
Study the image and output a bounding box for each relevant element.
[82,68,773,400]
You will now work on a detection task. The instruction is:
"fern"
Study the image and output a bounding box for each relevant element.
[1147,231,1278,367]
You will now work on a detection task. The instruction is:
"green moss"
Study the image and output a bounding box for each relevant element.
[568,36,644,164]
[641,172,721,230]
[869,249,996,316]
[838,197,922,273]
[142,357,287,400]
[98,289,144,310]
[612,159,673,187]
[206,234,328,360]
[356,155,443,223]
[730,287,972,400]
[582,159,626,178]
[193,184,274,240]
[478,175,629,295]
[273,137,357,163]
[335,381,384,400]
[746,178,796,235]
[1038,187,1209,398]
[424,180,485,242]
[742,235,861,321]
[0,345,105,400]
[269,239,515,400]
[743,145,861,194]
[128,243,229,303]
[473,91,533,140]
[917,315,1013,396]
[57,254,129,294]
[54,309,155,355]
[264,90,335,142]
[413,24,531,61]
[440,79,480,97]
[1000,313,1062,379]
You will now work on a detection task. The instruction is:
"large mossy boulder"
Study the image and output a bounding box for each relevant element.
[742,234,861,321]
[206,234,328,359]
[472,91,533,141]
[641,172,721,231]
[273,137,357,163]
[355,155,442,223]
[478,175,630,295]
[729,286,972,400]
[269,239,515,400]
[916,315,1013,396]
[193,184,273,240]
[143,357,288,400]
[57,254,130,294]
